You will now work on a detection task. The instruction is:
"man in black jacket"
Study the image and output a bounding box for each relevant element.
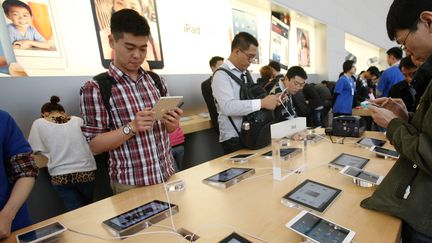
[389,56,418,112]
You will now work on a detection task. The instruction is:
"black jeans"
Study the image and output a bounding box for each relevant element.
[402,221,432,243]
[221,137,243,155]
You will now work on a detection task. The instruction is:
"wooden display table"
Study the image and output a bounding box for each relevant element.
[8,132,401,243]
[180,114,212,134]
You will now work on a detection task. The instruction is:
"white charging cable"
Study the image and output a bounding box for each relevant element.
[278,88,295,120]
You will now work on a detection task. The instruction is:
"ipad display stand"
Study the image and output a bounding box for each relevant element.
[272,138,304,181]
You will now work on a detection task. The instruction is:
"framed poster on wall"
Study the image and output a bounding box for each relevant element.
[297,28,310,67]
[0,0,67,70]
[232,8,259,64]
[90,0,164,69]
[270,16,289,69]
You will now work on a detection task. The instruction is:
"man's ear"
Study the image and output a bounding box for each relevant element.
[420,11,432,31]
[108,34,115,49]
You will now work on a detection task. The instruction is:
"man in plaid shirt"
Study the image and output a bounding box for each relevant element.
[80,9,182,194]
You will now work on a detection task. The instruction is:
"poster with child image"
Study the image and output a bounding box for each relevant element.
[1,0,64,57]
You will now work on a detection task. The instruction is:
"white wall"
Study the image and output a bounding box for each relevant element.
[274,0,395,80]
[1,0,398,134]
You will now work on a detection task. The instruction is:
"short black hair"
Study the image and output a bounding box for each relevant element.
[387,47,403,60]
[386,0,432,40]
[399,56,417,70]
[110,9,150,40]
[209,56,224,68]
[366,66,380,78]
[343,60,355,73]
[286,66,307,80]
[268,61,281,72]
[231,32,258,52]
[41,96,65,114]
[2,0,32,16]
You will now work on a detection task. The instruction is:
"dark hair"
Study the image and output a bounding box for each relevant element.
[399,56,417,70]
[2,0,32,17]
[209,56,224,68]
[231,32,258,52]
[386,0,432,40]
[366,66,380,78]
[268,61,281,72]
[286,66,307,80]
[343,60,355,73]
[41,96,65,114]
[110,9,150,41]
[387,47,403,60]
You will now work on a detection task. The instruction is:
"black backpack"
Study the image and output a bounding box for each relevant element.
[215,68,274,150]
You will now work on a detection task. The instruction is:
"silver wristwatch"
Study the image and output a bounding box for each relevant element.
[122,123,135,136]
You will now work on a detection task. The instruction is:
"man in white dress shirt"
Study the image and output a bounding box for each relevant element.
[212,32,280,154]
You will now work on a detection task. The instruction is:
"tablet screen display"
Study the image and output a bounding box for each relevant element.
[230,154,254,159]
[343,167,380,184]
[17,222,65,242]
[329,153,369,169]
[290,212,350,242]
[282,179,341,212]
[357,137,386,147]
[373,147,399,157]
[262,148,300,157]
[205,168,253,183]
[104,200,173,230]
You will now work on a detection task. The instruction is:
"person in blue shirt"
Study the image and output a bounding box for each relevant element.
[376,47,405,97]
[333,60,356,116]
[0,110,38,239]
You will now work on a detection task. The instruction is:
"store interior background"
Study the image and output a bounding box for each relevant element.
[0,0,396,222]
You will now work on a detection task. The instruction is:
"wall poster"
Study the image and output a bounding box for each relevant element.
[296,27,310,67]
[232,8,259,64]
[0,0,67,70]
[91,0,164,69]
[270,15,289,69]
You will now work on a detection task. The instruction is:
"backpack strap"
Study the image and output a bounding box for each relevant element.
[93,71,167,116]
[214,68,251,138]
[147,70,166,97]
[93,72,116,115]
[214,68,254,87]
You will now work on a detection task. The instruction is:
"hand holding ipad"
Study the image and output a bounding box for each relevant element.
[152,96,183,120]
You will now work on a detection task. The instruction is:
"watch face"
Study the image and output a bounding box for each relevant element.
[123,125,131,135]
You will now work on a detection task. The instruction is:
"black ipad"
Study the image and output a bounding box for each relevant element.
[102,200,176,231]
[356,137,386,148]
[261,148,301,158]
[219,232,252,243]
[204,168,254,183]
[282,179,342,212]
[328,153,369,170]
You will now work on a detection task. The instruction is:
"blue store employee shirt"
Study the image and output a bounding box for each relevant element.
[333,75,355,114]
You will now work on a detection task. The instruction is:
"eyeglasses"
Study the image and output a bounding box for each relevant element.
[292,79,306,87]
[399,18,420,50]
[240,50,256,61]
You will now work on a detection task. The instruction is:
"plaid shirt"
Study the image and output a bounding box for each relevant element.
[6,152,38,183]
[80,63,175,186]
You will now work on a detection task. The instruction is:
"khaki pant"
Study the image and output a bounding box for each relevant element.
[110,180,140,195]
